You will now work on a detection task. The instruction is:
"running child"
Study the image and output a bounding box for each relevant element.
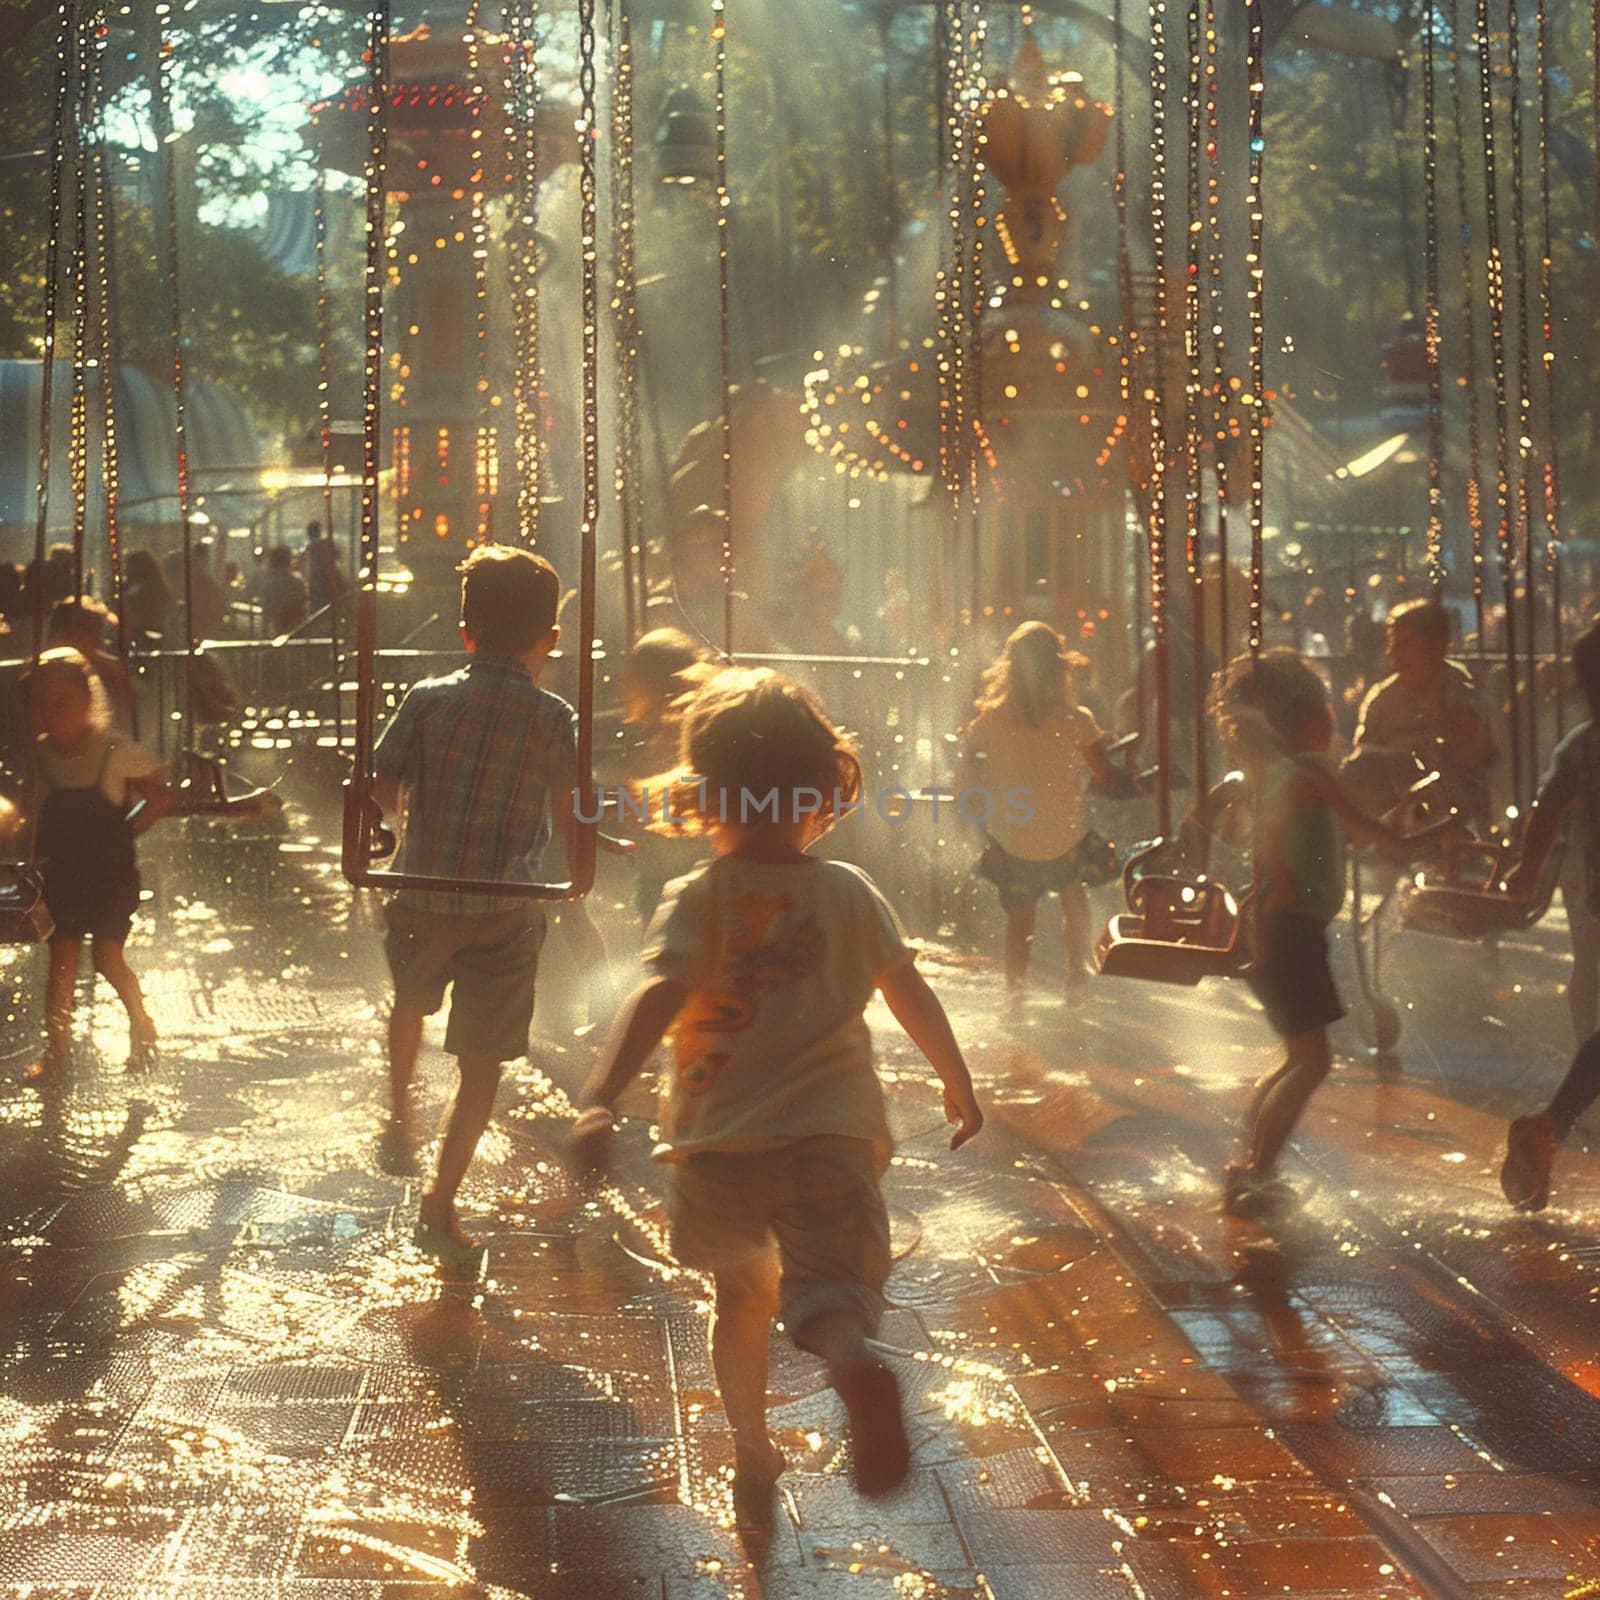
[27,648,172,1073]
[374,546,587,1257]
[613,626,713,924]
[1497,620,1600,1210]
[1210,648,1457,1214]
[569,667,982,1524]
[960,621,1122,1001]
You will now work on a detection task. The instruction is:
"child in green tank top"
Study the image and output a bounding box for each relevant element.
[1209,649,1459,1216]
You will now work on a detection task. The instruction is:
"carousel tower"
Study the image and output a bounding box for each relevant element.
[306,22,535,580]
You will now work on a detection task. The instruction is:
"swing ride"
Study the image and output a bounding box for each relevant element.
[9,0,1588,1005]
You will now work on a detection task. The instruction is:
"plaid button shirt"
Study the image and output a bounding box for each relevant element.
[374,656,579,914]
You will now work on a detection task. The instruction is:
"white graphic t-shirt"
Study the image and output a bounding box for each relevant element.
[643,854,912,1159]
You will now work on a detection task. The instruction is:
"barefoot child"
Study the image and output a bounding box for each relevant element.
[960,621,1122,1000]
[1210,648,1455,1214]
[570,667,982,1525]
[27,648,172,1071]
[1497,621,1600,1210]
[374,547,581,1256]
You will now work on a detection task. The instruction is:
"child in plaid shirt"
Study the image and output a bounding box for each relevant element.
[374,547,580,1257]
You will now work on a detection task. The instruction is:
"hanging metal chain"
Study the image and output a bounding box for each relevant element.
[1448,0,1486,647]
[504,0,542,543]
[1421,0,1445,593]
[153,8,198,751]
[1474,0,1520,806]
[1147,0,1173,834]
[313,155,340,740]
[712,0,736,657]
[1243,0,1267,656]
[964,3,986,623]
[608,0,642,643]
[1532,0,1565,734]
[577,0,601,784]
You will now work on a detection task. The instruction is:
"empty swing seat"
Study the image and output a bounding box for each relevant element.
[1396,838,1558,939]
[1095,841,1252,985]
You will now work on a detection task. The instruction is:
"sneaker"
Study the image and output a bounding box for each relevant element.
[1501,1113,1559,1211]
[834,1360,910,1498]
[731,1439,785,1531]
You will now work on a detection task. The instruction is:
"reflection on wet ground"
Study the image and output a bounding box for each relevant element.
[1,798,1599,1596]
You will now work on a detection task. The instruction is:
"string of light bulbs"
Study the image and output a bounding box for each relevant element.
[1448,0,1486,647]
[575,0,601,783]
[1146,0,1174,835]
[1474,0,1522,805]
[1531,0,1565,737]
[1242,0,1266,655]
[712,0,736,657]
[1201,0,1230,661]
[1421,0,1445,594]
[1181,0,1209,809]
[154,5,200,751]
[464,0,493,544]
[504,0,542,543]
[1504,0,1541,801]
[89,6,124,661]
[608,0,642,643]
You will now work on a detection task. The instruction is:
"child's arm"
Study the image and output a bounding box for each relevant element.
[1293,762,1457,863]
[877,959,983,1149]
[124,774,178,838]
[1504,790,1573,898]
[570,975,690,1175]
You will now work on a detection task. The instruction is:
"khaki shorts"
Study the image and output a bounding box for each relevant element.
[383,903,545,1062]
[665,1135,892,1348]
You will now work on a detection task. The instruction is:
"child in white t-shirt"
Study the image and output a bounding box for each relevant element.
[570,667,982,1527]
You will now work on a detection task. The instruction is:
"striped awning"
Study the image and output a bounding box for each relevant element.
[0,360,270,548]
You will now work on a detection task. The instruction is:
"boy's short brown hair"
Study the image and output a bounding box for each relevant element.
[1386,596,1451,648]
[459,546,560,655]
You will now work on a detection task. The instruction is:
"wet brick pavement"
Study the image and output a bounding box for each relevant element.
[1,806,1599,1597]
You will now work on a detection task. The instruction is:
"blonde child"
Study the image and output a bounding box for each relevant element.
[614,627,713,924]
[1209,649,1455,1214]
[570,668,982,1526]
[961,621,1122,1000]
[27,648,173,1073]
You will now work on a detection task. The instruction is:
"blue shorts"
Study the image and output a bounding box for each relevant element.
[1248,909,1345,1039]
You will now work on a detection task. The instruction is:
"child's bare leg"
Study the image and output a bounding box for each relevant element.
[91,940,155,1044]
[1003,902,1037,992]
[1246,1027,1332,1175]
[388,1004,425,1111]
[419,1052,501,1238]
[1061,884,1092,982]
[801,1309,873,1381]
[800,1306,910,1497]
[558,902,612,1025]
[710,1252,781,1446]
[42,938,81,1062]
[1568,903,1600,1044]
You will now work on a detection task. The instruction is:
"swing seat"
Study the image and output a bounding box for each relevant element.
[1095,839,1251,985]
[1396,838,1558,939]
[0,866,54,945]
